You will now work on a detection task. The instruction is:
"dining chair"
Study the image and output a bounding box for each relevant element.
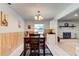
[29,34,40,56]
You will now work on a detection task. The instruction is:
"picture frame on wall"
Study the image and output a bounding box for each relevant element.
[1,11,8,26]
[28,25,31,29]
[0,11,8,26]
[18,20,21,28]
[0,11,1,26]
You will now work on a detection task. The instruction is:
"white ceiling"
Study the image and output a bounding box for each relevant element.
[9,3,71,21]
[59,8,79,21]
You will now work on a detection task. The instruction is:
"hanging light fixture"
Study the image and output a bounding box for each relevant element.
[34,11,44,20]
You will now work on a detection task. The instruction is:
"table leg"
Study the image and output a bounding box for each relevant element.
[43,39,45,56]
[23,39,26,56]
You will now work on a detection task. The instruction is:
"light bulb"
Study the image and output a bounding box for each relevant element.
[39,16,43,20]
[34,16,38,20]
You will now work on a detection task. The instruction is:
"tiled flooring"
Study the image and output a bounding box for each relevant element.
[21,45,53,56]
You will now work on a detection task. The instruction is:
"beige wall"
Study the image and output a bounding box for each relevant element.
[24,20,50,31]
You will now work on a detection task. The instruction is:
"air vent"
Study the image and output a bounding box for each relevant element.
[8,3,11,5]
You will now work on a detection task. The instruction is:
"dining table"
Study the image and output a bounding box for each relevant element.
[23,34,46,56]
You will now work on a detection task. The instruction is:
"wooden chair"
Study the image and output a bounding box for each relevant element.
[29,34,40,56]
[30,34,40,37]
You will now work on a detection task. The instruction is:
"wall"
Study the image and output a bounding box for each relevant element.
[50,19,58,33]
[0,4,24,56]
[50,19,58,43]
[58,20,79,39]
[24,20,50,30]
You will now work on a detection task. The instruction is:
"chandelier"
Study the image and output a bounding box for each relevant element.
[34,11,44,20]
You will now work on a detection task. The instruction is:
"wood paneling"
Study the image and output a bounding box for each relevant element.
[0,32,24,56]
[0,33,1,55]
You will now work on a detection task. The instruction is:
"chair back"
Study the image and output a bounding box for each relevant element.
[29,34,40,56]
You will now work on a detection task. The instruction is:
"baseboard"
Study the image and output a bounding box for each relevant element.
[20,50,24,56]
[9,44,23,56]
[60,38,77,39]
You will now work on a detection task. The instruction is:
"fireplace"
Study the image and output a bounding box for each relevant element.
[63,32,71,39]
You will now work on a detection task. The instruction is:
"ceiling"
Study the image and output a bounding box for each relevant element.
[9,3,71,21]
[59,8,79,21]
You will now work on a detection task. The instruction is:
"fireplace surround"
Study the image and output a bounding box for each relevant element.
[63,32,71,39]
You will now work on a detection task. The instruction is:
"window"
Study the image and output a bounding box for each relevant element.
[34,24,44,34]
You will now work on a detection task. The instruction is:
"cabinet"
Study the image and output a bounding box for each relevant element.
[47,34,56,46]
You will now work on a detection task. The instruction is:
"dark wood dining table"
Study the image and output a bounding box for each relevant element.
[24,35,45,56]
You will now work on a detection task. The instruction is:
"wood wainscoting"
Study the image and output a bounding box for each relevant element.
[0,32,24,56]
